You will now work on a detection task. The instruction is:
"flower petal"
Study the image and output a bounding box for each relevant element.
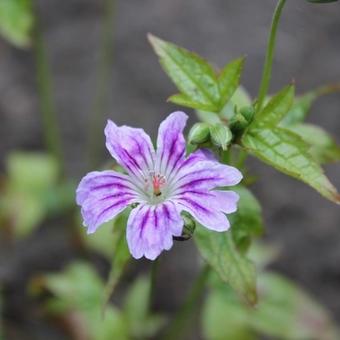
[175,191,232,232]
[126,201,183,260]
[76,170,138,234]
[173,161,242,193]
[156,111,188,177]
[105,120,155,183]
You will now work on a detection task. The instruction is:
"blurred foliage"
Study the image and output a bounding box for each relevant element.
[31,262,165,340]
[0,152,75,237]
[0,0,33,48]
[202,243,340,340]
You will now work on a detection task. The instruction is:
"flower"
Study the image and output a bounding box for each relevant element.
[76,112,242,260]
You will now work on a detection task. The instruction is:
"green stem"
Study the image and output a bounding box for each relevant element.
[88,0,116,168]
[162,265,210,340]
[256,0,287,114]
[32,6,64,172]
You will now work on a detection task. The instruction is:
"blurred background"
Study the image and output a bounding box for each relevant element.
[0,0,340,339]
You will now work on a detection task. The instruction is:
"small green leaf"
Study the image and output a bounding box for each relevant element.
[209,124,233,150]
[168,93,216,111]
[148,34,220,111]
[253,85,294,127]
[229,186,264,253]
[0,0,33,48]
[195,225,257,305]
[218,57,245,107]
[288,123,340,164]
[242,127,340,204]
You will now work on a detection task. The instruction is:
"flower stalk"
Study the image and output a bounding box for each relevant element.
[256,0,287,114]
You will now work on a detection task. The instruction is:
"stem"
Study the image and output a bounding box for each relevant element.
[149,257,160,311]
[162,265,210,340]
[32,6,64,172]
[256,0,287,114]
[88,0,116,168]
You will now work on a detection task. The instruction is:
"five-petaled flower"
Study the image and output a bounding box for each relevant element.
[76,112,242,260]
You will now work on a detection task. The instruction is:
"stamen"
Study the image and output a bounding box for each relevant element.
[152,174,166,196]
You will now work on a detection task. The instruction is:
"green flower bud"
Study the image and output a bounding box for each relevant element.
[229,113,249,134]
[188,122,210,145]
[239,106,255,123]
[209,124,233,150]
[174,212,196,241]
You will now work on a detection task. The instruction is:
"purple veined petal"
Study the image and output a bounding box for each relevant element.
[172,161,243,194]
[126,201,184,260]
[175,192,231,232]
[76,170,140,234]
[105,120,155,185]
[167,148,217,184]
[155,111,188,178]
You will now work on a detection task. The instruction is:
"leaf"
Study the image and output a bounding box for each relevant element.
[218,57,245,107]
[288,123,340,164]
[168,93,215,111]
[0,0,33,48]
[203,272,339,340]
[280,91,317,126]
[148,34,220,111]
[252,85,294,127]
[242,127,340,204]
[229,186,264,253]
[122,276,166,338]
[195,225,257,305]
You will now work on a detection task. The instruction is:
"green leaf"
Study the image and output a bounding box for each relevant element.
[242,127,340,204]
[168,93,216,111]
[229,186,264,253]
[148,34,220,111]
[252,85,294,127]
[195,225,257,305]
[123,276,166,338]
[288,123,340,164]
[0,0,33,48]
[7,152,58,193]
[280,91,317,126]
[202,288,256,340]
[218,57,245,107]
[203,272,339,340]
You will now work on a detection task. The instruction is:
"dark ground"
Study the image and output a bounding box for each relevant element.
[0,0,340,339]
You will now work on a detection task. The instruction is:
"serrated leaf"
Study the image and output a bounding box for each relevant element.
[253,85,294,127]
[229,186,264,254]
[168,93,215,111]
[0,0,33,48]
[280,92,317,126]
[288,123,340,164]
[148,34,220,111]
[218,57,245,107]
[195,225,257,305]
[242,127,340,204]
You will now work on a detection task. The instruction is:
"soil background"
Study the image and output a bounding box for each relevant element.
[1,0,340,339]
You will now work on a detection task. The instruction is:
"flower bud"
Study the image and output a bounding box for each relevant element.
[188,122,210,145]
[229,113,249,134]
[174,212,196,241]
[209,124,233,150]
[239,106,255,123]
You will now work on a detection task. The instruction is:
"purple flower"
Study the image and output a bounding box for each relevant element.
[76,112,242,260]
